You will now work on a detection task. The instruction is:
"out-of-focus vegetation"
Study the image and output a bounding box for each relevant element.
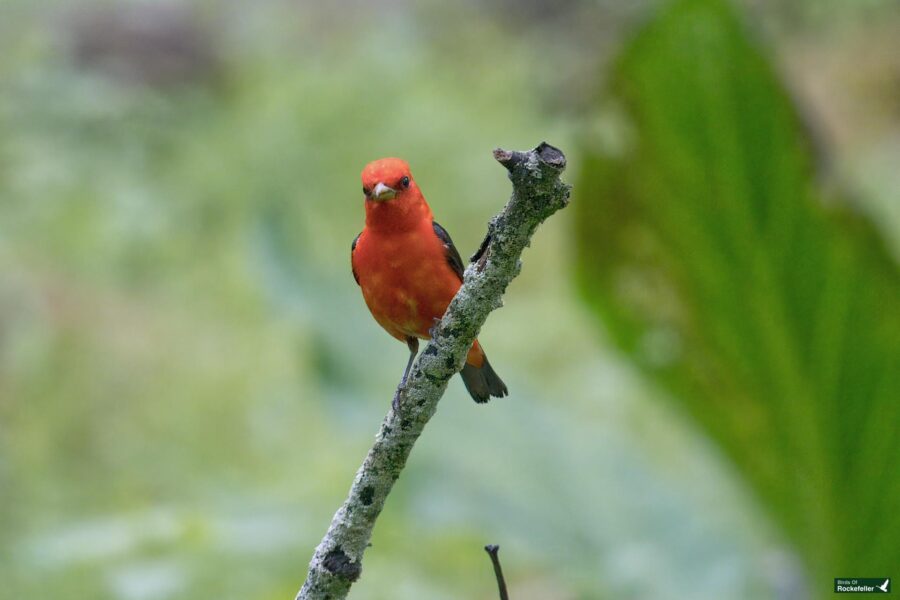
[576,0,900,593]
[0,1,897,599]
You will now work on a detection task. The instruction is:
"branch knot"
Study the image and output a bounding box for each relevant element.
[322,548,362,582]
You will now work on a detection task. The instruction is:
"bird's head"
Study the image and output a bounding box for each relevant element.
[361,158,417,202]
[360,157,432,231]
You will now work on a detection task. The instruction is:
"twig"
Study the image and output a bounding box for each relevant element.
[296,143,571,600]
[484,545,510,600]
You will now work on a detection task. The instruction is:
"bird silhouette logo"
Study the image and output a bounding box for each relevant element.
[877,579,890,592]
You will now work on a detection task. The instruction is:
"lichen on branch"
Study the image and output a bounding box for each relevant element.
[297,142,571,600]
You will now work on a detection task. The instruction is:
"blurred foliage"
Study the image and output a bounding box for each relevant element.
[1,0,898,598]
[0,2,789,599]
[576,0,900,594]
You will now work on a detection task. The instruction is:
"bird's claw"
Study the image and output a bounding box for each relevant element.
[428,318,441,339]
[392,386,403,412]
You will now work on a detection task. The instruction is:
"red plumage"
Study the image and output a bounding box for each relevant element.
[351,158,507,403]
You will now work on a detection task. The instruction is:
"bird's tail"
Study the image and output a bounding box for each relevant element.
[460,345,508,403]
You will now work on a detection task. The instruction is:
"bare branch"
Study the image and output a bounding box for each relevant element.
[485,545,510,600]
[296,143,571,600]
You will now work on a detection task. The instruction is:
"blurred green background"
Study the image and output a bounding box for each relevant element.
[1,0,898,598]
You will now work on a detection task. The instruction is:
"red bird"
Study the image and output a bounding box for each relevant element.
[351,158,508,405]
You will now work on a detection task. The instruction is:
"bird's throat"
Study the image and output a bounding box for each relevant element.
[364,193,433,234]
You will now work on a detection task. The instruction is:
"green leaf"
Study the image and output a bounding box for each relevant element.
[575,0,900,587]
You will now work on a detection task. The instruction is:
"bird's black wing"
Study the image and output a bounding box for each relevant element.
[351,232,361,285]
[432,221,465,281]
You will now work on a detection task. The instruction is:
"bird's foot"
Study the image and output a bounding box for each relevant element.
[392,385,404,412]
[428,318,441,339]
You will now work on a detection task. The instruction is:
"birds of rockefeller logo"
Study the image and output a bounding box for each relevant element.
[834,578,891,593]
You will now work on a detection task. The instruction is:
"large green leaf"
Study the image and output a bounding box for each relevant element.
[575,0,900,589]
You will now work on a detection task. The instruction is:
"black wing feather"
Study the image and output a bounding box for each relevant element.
[432,221,465,281]
[351,232,361,285]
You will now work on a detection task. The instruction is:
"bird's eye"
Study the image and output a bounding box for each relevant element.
[363,186,369,195]
[400,176,410,188]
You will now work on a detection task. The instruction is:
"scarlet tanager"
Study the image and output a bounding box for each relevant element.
[351,158,508,406]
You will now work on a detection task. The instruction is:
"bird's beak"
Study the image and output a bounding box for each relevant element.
[371,182,397,201]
